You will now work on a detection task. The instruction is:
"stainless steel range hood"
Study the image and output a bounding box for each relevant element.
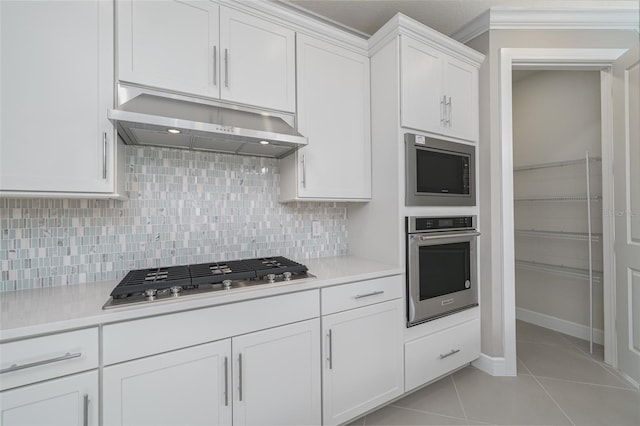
[108,93,307,158]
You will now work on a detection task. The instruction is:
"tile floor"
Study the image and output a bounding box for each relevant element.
[349,321,640,426]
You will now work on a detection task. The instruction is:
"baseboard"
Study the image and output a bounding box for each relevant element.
[473,353,514,376]
[516,307,604,345]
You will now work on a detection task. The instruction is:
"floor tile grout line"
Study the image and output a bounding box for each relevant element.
[387,403,470,423]
[534,374,640,392]
[528,371,576,426]
[450,373,470,425]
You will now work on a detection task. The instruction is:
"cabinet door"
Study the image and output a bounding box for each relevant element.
[117,0,220,98]
[400,36,445,135]
[103,340,232,426]
[322,299,404,426]
[0,0,114,194]
[0,370,98,426]
[444,57,478,142]
[294,34,371,200]
[219,7,295,112]
[232,319,321,426]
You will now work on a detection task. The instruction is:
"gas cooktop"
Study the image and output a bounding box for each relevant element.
[102,256,312,309]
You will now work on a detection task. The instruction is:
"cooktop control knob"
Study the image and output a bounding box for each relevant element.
[144,289,157,300]
[283,272,292,281]
[266,274,276,283]
[222,279,232,290]
[170,286,182,296]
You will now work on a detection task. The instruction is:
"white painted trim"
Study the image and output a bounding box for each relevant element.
[453,6,639,43]
[600,68,618,367]
[472,353,509,376]
[516,307,604,345]
[499,47,624,380]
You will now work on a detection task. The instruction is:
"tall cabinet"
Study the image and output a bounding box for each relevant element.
[0,0,124,198]
[348,13,484,395]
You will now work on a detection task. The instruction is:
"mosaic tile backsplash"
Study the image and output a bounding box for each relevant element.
[0,146,348,291]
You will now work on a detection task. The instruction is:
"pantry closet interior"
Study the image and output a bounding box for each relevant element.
[512,70,605,355]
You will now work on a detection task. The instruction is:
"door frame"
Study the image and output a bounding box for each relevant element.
[499,47,627,375]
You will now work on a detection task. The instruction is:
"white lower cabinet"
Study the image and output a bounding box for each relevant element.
[321,299,404,426]
[103,340,232,426]
[0,370,98,426]
[103,319,320,426]
[232,319,321,426]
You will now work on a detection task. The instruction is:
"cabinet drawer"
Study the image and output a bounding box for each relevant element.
[405,318,480,392]
[103,290,319,365]
[0,328,99,391]
[321,275,403,315]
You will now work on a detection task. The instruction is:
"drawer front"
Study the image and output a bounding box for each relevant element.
[0,328,99,391]
[321,275,403,315]
[103,290,319,365]
[405,318,480,392]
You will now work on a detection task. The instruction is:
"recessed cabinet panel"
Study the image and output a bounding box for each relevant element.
[232,319,321,426]
[322,299,404,426]
[444,57,478,141]
[0,371,98,426]
[219,7,295,112]
[0,0,115,194]
[400,36,444,134]
[117,0,220,98]
[103,340,232,426]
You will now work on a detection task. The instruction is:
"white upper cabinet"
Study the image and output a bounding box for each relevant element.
[400,35,479,142]
[0,0,122,197]
[219,6,295,112]
[117,0,220,98]
[117,1,295,112]
[280,34,371,201]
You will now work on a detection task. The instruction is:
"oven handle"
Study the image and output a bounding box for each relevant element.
[412,231,480,241]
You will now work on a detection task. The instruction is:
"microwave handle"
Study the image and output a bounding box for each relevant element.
[413,231,480,241]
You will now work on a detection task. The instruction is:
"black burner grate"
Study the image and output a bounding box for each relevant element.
[244,256,308,277]
[110,265,191,297]
[190,260,256,285]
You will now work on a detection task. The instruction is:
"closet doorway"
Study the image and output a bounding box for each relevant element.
[511,69,605,358]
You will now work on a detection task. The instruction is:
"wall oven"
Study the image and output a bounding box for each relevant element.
[405,133,476,206]
[406,216,479,326]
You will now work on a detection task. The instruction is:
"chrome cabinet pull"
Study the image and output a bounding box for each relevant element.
[0,352,81,374]
[446,96,452,127]
[102,132,108,180]
[440,95,446,125]
[439,348,460,359]
[83,394,89,426]
[213,46,217,86]
[354,290,384,300]
[238,353,243,401]
[301,155,306,188]
[327,329,333,369]
[224,48,229,88]
[223,356,229,406]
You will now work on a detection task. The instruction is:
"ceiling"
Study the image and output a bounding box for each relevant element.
[284,0,637,37]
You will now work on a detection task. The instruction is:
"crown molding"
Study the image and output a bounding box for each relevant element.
[452,6,640,44]
[221,0,369,54]
[369,13,485,66]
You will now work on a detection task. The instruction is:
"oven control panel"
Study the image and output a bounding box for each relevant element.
[407,216,475,233]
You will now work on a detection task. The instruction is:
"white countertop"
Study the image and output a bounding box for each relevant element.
[0,256,402,341]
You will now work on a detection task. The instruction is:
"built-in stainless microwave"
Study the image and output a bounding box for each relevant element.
[405,133,476,206]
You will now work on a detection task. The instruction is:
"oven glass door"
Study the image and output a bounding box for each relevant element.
[418,242,470,300]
